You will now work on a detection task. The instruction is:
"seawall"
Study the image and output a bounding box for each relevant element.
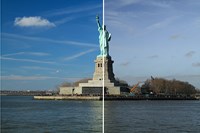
[34,95,198,100]
[34,95,100,100]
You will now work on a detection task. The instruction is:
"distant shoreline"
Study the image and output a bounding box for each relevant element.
[33,95,199,100]
[1,90,200,100]
[1,95,199,100]
[0,90,55,96]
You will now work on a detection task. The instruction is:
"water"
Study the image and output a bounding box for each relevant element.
[1,96,102,133]
[1,96,200,133]
[104,101,200,133]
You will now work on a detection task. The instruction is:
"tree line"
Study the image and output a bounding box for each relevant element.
[59,78,92,87]
[58,77,197,95]
[141,78,197,95]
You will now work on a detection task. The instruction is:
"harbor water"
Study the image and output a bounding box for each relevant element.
[1,96,200,133]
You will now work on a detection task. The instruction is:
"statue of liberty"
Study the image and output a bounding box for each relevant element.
[96,15,111,57]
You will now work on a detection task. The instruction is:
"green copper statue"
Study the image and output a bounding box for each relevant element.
[96,15,111,57]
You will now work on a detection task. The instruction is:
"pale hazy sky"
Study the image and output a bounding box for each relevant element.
[105,0,200,89]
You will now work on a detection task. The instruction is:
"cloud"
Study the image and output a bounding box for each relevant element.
[42,4,101,25]
[21,66,56,71]
[1,57,55,64]
[192,62,200,67]
[14,16,55,27]
[45,5,101,17]
[2,52,50,57]
[114,0,142,7]
[28,52,50,56]
[120,62,130,66]
[185,51,195,58]
[197,19,200,27]
[54,16,75,25]
[107,0,171,9]
[170,34,181,40]
[63,49,96,61]
[147,0,171,8]
[148,55,159,59]
[1,75,83,81]
[2,33,97,48]
[105,0,179,36]
[194,18,200,28]
[146,16,179,30]
[1,75,59,80]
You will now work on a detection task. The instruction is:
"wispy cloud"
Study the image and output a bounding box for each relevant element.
[1,57,55,64]
[146,16,180,30]
[192,62,200,67]
[148,55,159,59]
[1,75,59,80]
[24,66,60,74]
[22,66,60,74]
[114,0,142,7]
[185,51,195,58]
[1,75,83,81]
[120,62,130,67]
[107,0,171,9]
[194,18,200,28]
[170,34,181,40]
[14,16,55,27]
[63,49,96,61]
[147,0,171,8]
[21,66,56,71]
[45,5,101,17]
[2,33,98,48]
[54,16,75,25]
[106,0,142,9]
[2,52,50,57]
[105,0,179,36]
[42,4,101,25]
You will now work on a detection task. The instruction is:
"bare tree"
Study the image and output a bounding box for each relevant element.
[60,82,73,87]
[142,77,196,95]
[73,78,92,86]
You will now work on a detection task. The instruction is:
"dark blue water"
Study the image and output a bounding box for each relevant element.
[1,96,200,133]
[105,100,200,133]
[1,96,102,133]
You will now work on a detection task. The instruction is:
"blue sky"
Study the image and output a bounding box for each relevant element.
[1,0,102,90]
[1,0,200,90]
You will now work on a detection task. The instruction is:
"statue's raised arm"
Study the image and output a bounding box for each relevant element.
[96,15,102,30]
[96,15,111,57]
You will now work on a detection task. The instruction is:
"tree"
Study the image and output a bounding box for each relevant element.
[60,82,73,87]
[141,77,196,95]
[73,78,92,86]
[115,77,128,87]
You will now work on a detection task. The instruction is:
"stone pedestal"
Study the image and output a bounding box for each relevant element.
[93,56,115,82]
[78,56,129,95]
[59,56,129,95]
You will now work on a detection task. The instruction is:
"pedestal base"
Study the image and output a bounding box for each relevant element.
[59,56,130,95]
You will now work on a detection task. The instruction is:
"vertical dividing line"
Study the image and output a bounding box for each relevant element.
[102,0,105,133]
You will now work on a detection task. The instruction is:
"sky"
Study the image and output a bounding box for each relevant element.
[105,0,200,89]
[1,0,102,90]
[1,0,200,90]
